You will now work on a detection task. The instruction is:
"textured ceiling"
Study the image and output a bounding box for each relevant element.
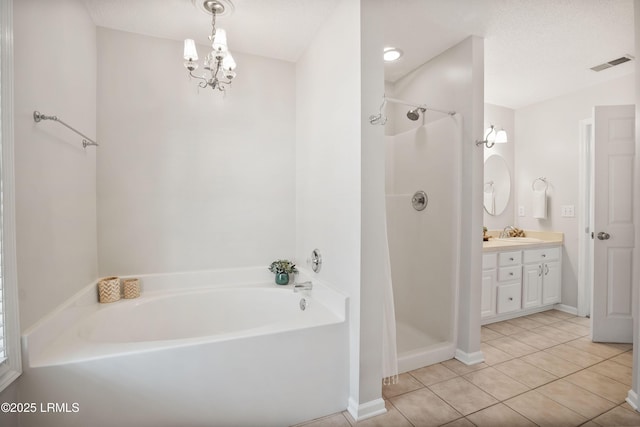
[383,0,634,108]
[83,0,634,109]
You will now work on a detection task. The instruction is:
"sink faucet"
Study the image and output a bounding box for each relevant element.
[500,225,516,238]
[293,281,313,292]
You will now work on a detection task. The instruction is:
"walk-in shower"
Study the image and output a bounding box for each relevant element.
[383,96,460,373]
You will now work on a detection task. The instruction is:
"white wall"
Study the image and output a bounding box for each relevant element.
[295,0,363,411]
[515,73,634,308]
[484,104,515,230]
[388,37,485,361]
[96,28,296,276]
[358,0,386,409]
[296,0,385,418]
[14,0,98,331]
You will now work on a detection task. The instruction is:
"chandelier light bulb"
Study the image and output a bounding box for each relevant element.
[183,39,198,61]
[222,52,236,71]
[212,29,228,53]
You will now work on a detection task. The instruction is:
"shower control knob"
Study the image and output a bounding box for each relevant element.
[411,191,428,211]
[310,249,322,273]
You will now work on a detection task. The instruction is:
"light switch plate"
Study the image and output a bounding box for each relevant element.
[561,205,575,217]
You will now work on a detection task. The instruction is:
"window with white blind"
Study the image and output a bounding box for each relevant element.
[0,0,22,392]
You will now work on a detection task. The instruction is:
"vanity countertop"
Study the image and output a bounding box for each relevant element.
[482,230,564,252]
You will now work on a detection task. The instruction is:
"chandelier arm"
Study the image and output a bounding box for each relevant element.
[189,71,209,83]
[191,72,213,89]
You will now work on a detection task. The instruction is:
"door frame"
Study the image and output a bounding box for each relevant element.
[578,118,594,319]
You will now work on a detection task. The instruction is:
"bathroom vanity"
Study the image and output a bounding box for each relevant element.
[481,231,563,324]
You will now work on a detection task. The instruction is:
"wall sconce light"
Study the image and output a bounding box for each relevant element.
[475,125,508,148]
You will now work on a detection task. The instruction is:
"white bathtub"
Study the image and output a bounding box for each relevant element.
[81,286,338,342]
[20,268,349,427]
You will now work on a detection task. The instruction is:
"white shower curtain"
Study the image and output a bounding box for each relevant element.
[381,187,398,385]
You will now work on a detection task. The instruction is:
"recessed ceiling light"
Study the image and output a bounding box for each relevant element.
[384,47,403,62]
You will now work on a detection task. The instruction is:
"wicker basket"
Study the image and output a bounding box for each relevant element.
[123,278,141,299]
[98,277,121,303]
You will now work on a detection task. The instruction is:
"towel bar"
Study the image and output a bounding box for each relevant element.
[33,111,98,148]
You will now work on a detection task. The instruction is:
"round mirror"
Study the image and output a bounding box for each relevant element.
[484,154,511,216]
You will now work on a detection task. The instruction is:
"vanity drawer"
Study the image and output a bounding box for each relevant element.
[498,251,521,267]
[497,283,522,314]
[482,253,497,270]
[523,247,560,264]
[498,265,522,282]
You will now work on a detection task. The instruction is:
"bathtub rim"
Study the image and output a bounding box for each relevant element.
[22,266,347,368]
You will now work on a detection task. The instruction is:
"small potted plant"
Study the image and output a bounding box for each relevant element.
[268,259,298,285]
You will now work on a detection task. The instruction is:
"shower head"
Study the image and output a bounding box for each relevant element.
[407,107,426,121]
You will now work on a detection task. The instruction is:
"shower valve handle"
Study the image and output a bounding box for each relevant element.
[411,191,428,211]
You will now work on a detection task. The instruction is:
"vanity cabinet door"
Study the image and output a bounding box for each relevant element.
[522,263,543,308]
[481,268,497,318]
[542,261,561,305]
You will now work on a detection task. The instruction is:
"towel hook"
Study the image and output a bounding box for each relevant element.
[532,177,548,191]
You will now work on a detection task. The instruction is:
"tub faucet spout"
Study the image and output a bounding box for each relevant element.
[294,281,313,292]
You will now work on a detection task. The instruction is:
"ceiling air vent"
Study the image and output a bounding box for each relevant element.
[590,55,634,72]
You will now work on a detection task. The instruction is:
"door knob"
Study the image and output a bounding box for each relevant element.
[597,232,611,240]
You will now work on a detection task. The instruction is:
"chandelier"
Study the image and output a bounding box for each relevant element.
[183,0,237,92]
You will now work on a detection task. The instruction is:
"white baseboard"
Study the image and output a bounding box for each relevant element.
[454,349,485,365]
[627,390,639,411]
[481,305,556,325]
[397,342,455,374]
[347,397,386,422]
[554,304,578,315]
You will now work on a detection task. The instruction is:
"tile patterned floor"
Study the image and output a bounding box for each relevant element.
[296,310,638,427]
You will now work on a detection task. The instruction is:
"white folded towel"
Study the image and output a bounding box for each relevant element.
[532,189,547,219]
[484,191,495,215]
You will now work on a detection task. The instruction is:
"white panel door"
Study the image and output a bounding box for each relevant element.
[592,105,634,343]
